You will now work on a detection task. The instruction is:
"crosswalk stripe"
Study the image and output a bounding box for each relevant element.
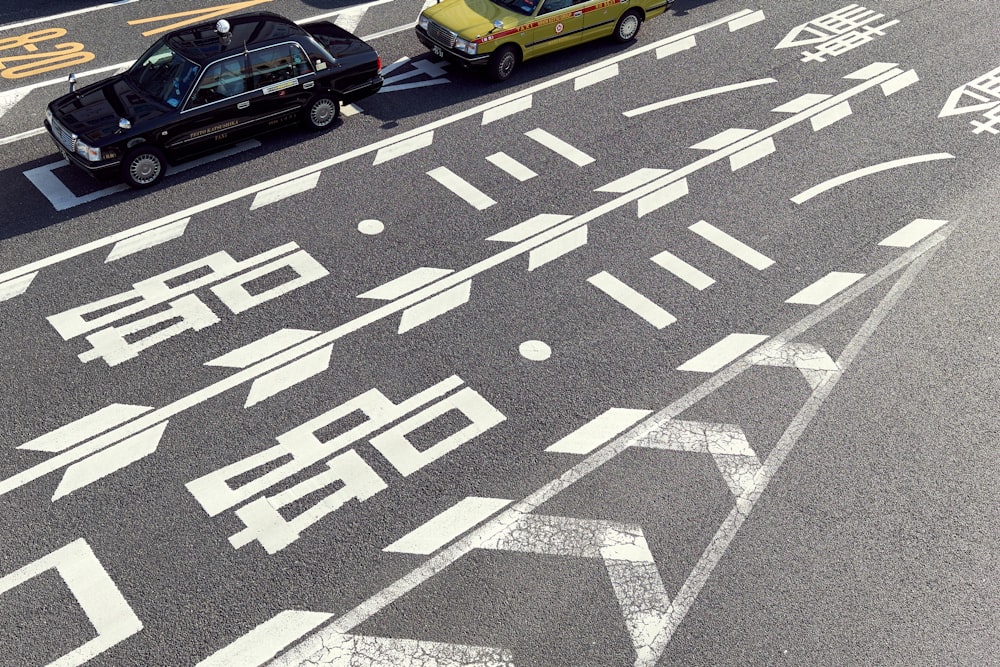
[588,271,676,329]
[650,250,715,290]
[427,167,496,210]
[689,220,774,270]
[486,152,537,181]
[525,128,595,166]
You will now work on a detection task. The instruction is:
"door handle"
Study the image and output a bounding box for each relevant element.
[237,100,250,109]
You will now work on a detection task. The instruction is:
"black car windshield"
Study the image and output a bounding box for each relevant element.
[127,43,201,108]
[489,0,536,17]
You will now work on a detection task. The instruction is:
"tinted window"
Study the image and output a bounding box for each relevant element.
[248,43,311,89]
[128,43,200,108]
[188,56,250,107]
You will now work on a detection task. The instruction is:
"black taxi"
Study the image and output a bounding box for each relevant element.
[44,12,383,188]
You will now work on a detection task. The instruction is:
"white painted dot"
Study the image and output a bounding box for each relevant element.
[519,340,551,361]
[358,219,384,235]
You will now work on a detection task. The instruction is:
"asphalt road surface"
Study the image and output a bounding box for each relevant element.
[1,1,998,665]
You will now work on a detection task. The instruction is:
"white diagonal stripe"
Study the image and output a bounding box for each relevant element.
[384,497,512,554]
[689,220,773,269]
[677,333,768,373]
[650,250,714,290]
[525,128,594,166]
[588,271,676,329]
[427,167,496,210]
[786,272,865,305]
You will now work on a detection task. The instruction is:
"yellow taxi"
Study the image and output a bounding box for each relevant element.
[416,0,672,81]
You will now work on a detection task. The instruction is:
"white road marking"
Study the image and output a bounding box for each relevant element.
[525,128,595,166]
[357,218,384,234]
[384,497,513,554]
[340,103,363,117]
[624,78,776,118]
[357,267,454,300]
[481,95,533,125]
[635,420,760,496]
[519,339,552,361]
[574,64,619,90]
[205,329,321,369]
[18,403,152,453]
[244,346,333,408]
[656,35,696,59]
[485,151,537,181]
[0,63,915,501]
[0,538,142,667]
[53,421,168,500]
[845,61,901,80]
[253,229,950,667]
[372,131,434,165]
[728,9,765,30]
[196,611,333,667]
[791,153,956,204]
[729,138,776,170]
[810,100,852,131]
[596,168,671,193]
[587,271,677,329]
[105,218,189,263]
[881,69,919,95]
[545,407,652,454]
[772,93,832,114]
[527,226,588,270]
[750,341,840,390]
[250,172,321,210]
[689,220,774,270]
[0,272,37,302]
[637,178,689,217]
[486,213,572,243]
[677,333,769,372]
[427,166,496,210]
[398,280,472,333]
[879,218,948,248]
[650,250,715,290]
[690,128,757,151]
[785,271,865,305]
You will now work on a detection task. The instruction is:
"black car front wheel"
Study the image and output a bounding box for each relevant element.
[302,95,341,131]
[488,45,520,82]
[121,145,166,189]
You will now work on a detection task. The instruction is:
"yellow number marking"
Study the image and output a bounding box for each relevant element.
[0,28,95,80]
[128,0,274,37]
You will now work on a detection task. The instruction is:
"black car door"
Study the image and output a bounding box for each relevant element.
[244,42,316,129]
[165,54,259,161]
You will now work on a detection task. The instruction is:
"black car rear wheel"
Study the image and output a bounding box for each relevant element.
[488,46,520,82]
[613,9,643,43]
[121,145,166,189]
[302,95,341,131]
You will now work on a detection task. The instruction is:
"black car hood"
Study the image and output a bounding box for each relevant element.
[49,75,169,145]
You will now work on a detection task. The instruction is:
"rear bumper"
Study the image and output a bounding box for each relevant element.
[340,74,384,103]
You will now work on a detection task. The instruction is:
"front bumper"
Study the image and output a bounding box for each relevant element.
[44,120,119,178]
[415,27,491,68]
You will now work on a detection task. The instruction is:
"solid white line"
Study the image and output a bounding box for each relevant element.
[525,128,595,166]
[596,168,671,193]
[792,153,955,204]
[624,78,776,118]
[384,497,512,554]
[677,333,769,373]
[650,250,715,290]
[545,408,652,454]
[879,218,948,248]
[0,0,136,31]
[785,272,865,305]
[0,127,45,145]
[427,167,496,210]
[486,152,537,181]
[587,271,676,329]
[372,132,434,165]
[729,138,775,171]
[357,267,454,300]
[689,220,774,270]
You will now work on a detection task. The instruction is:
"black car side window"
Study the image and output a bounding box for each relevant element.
[188,56,251,107]
[249,43,312,90]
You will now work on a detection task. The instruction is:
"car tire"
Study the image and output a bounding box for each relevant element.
[612,9,643,43]
[302,94,340,131]
[120,145,166,189]
[487,45,520,82]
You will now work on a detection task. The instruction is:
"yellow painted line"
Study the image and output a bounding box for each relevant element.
[127,0,273,36]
